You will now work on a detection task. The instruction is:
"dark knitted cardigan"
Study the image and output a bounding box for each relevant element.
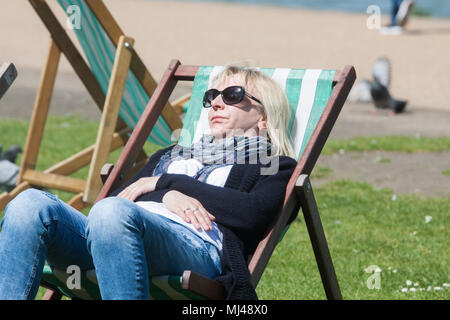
[109,145,299,299]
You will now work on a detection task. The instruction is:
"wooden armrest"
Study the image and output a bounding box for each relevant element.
[100,163,114,184]
[182,270,226,300]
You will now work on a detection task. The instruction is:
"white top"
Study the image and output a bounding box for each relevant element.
[135,158,232,252]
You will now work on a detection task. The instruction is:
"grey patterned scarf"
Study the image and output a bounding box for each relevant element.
[153,135,272,182]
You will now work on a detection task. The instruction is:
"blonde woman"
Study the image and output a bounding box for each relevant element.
[0,66,299,300]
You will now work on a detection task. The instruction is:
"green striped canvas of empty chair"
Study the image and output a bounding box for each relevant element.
[56,0,173,147]
[40,65,337,300]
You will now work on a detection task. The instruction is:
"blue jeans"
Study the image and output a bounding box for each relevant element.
[391,0,404,26]
[0,189,222,300]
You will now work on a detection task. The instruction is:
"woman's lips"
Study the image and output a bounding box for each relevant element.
[211,116,227,122]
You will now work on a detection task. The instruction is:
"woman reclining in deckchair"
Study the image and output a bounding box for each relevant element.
[0,66,298,300]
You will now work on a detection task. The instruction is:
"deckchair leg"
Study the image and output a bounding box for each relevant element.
[296,174,342,300]
[18,39,60,181]
[83,35,135,204]
[42,288,63,300]
[0,182,31,211]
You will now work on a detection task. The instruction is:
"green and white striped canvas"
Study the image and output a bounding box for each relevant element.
[57,0,173,147]
[179,66,336,160]
[42,266,204,300]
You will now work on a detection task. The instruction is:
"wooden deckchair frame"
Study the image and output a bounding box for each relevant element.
[0,0,184,211]
[84,60,355,300]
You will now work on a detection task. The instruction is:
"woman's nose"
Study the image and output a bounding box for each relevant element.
[211,94,225,110]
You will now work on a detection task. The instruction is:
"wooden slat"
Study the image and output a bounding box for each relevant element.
[96,59,181,201]
[173,65,343,82]
[44,129,129,176]
[174,65,199,81]
[28,0,128,132]
[181,271,226,300]
[22,169,86,194]
[85,0,182,132]
[83,36,134,204]
[0,128,126,211]
[85,0,125,43]
[18,39,60,181]
[40,283,63,300]
[68,193,87,211]
[100,163,114,184]
[0,182,31,211]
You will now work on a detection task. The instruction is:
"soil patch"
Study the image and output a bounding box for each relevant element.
[315,150,450,198]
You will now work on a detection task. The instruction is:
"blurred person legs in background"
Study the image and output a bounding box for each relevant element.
[392,0,415,27]
[381,0,414,35]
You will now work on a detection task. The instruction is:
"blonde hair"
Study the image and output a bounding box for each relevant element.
[212,66,295,158]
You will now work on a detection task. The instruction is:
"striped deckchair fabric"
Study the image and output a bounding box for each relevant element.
[180,66,336,160]
[56,0,173,147]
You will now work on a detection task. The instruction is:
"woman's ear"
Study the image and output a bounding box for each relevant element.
[257,115,267,130]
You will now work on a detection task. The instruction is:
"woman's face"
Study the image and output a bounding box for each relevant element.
[208,74,266,139]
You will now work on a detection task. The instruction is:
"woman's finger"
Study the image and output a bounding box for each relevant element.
[195,207,213,231]
[177,207,188,223]
[118,183,137,199]
[191,207,209,231]
[163,191,215,230]
[184,208,201,230]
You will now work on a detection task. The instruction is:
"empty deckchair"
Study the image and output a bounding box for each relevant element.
[39,60,356,300]
[0,0,185,211]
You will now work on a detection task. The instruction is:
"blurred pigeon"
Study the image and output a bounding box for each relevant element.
[348,57,391,104]
[0,144,22,163]
[370,57,407,114]
[370,79,407,113]
[347,79,372,103]
[372,57,391,88]
[0,160,19,192]
[0,145,22,192]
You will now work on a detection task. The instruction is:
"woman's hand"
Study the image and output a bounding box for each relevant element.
[162,190,215,231]
[117,177,160,201]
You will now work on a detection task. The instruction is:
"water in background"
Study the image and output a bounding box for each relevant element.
[154,0,450,19]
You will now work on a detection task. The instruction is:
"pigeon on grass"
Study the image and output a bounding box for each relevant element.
[0,145,22,192]
[370,57,407,114]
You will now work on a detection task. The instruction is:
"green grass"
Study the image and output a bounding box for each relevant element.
[257,180,450,299]
[0,115,161,212]
[1,116,449,300]
[310,165,334,179]
[375,156,391,164]
[411,7,431,17]
[442,170,450,177]
[322,136,450,155]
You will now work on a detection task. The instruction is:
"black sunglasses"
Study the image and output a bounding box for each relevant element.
[203,86,263,108]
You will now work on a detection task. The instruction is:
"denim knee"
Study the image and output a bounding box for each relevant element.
[1,188,59,233]
[87,197,143,242]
